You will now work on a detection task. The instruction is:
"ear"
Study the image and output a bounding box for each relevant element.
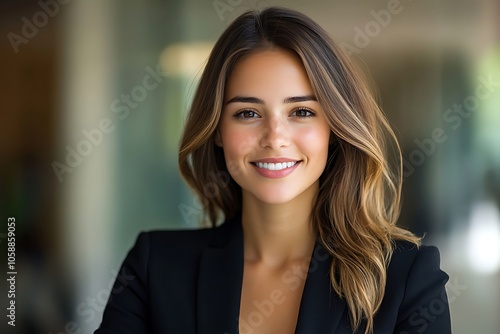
[214,129,223,147]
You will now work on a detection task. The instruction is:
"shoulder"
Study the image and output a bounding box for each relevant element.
[383,239,449,308]
[116,225,221,291]
[386,239,448,295]
[128,226,217,262]
[126,216,241,265]
[374,240,451,332]
[388,240,445,280]
[378,240,451,328]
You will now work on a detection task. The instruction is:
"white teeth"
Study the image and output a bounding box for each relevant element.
[255,161,297,170]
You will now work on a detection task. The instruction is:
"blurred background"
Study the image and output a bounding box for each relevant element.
[1,0,499,333]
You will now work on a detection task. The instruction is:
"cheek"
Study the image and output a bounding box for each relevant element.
[296,125,330,158]
[221,129,254,158]
[220,124,259,175]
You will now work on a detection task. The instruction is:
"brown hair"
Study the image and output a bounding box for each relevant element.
[178,6,420,333]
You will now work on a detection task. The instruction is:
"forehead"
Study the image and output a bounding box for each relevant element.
[224,49,314,100]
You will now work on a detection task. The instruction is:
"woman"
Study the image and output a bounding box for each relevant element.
[96,7,451,334]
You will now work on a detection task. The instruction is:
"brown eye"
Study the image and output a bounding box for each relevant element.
[291,108,315,118]
[234,109,260,119]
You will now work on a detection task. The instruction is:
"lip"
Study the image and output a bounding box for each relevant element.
[251,159,302,179]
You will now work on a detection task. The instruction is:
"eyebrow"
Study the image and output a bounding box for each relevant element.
[224,95,317,105]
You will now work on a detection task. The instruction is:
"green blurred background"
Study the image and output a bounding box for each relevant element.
[1,0,499,333]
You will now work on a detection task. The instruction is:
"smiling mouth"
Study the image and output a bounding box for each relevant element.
[251,161,301,171]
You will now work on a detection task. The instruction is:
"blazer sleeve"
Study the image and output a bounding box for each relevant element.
[393,245,452,334]
[94,232,151,334]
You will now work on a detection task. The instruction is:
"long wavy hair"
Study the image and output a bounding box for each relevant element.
[178,6,420,333]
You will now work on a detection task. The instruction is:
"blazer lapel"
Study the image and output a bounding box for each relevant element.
[196,216,347,334]
[197,216,244,334]
[294,243,347,333]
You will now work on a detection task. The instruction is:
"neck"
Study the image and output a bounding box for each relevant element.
[241,182,318,268]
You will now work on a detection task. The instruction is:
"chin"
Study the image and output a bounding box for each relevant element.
[246,187,304,206]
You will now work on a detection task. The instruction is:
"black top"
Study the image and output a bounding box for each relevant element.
[95,215,452,333]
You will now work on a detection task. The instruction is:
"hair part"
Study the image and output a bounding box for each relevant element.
[178,7,420,333]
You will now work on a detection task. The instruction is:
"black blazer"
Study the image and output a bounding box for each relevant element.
[95,216,451,333]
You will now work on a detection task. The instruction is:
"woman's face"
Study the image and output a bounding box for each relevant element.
[217,49,331,205]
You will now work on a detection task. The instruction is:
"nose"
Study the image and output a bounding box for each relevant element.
[259,115,290,150]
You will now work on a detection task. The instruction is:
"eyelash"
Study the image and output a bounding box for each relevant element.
[233,107,316,120]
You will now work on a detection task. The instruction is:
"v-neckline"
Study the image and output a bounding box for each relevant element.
[238,244,316,333]
[195,215,347,334]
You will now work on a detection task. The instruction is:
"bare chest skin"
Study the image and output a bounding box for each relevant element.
[238,260,310,334]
